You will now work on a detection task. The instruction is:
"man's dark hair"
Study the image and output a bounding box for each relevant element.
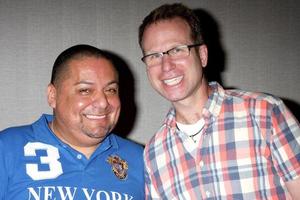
[50,44,115,86]
[138,3,204,49]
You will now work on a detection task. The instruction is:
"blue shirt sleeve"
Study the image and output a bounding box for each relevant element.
[0,138,8,199]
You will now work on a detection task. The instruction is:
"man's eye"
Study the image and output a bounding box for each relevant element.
[105,87,118,95]
[148,53,161,60]
[170,47,185,54]
[79,88,90,95]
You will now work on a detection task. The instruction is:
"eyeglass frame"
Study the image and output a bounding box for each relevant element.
[141,43,203,67]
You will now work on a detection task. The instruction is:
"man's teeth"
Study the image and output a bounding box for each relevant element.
[85,114,106,119]
[163,76,183,86]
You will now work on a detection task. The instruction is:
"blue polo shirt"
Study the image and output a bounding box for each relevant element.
[0,114,144,200]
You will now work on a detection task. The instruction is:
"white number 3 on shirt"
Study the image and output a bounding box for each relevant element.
[24,142,63,180]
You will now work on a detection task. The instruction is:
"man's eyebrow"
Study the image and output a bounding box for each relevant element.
[107,80,119,86]
[74,80,94,85]
[74,80,119,86]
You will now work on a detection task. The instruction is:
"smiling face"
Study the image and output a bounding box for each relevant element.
[141,17,208,105]
[47,56,120,148]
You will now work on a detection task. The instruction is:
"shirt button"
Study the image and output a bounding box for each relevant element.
[205,191,211,198]
[77,154,82,159]
[199,160,204,168]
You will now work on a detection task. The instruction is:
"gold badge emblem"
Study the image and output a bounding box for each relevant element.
[107,155,128,180]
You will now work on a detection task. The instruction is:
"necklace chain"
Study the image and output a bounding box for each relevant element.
[189,126,204,138]
[176,123,204,143]
[189,126,204,142]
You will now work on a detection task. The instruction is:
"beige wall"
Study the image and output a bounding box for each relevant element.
[0,0,299,144]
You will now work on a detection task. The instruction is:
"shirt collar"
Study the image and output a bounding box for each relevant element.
[203,81,225,119]
[32,114,57,143]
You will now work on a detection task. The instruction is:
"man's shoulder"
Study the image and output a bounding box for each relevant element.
[0,124,35,153]
[0,114,53,143]
[111,134,144,152]
[144,124,168,152]
[225,88,283,105]
[0,124,33,139]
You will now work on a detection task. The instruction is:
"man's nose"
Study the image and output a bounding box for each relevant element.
[161,54,175,72]
[92,92,109,108]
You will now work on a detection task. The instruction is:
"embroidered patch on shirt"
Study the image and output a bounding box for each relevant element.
[107,154,128,180]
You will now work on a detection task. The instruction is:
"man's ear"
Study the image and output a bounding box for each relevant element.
[198,44,208,68]
[47,84,57,109]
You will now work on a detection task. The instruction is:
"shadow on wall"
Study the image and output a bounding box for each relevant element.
[102,50,137,140]
[281,98,300,122]
[194,8,226,85]
[194,9,300,122]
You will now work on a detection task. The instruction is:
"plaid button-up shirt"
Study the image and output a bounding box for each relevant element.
[144,82,300,200]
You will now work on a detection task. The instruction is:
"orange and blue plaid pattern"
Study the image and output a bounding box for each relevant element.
[144,82,300,200]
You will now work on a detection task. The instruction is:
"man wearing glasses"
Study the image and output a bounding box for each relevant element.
[139,3,300,200]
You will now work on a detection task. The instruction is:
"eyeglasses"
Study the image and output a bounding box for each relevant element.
[141,43,202,67]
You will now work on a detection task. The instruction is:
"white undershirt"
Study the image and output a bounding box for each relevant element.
[176,118,205,143]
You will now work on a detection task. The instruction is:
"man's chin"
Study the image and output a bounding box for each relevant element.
[165,95,185,103]
[82,126,111,139]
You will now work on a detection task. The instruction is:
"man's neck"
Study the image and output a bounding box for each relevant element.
[49,121,99,159]
[174,82,211,124]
